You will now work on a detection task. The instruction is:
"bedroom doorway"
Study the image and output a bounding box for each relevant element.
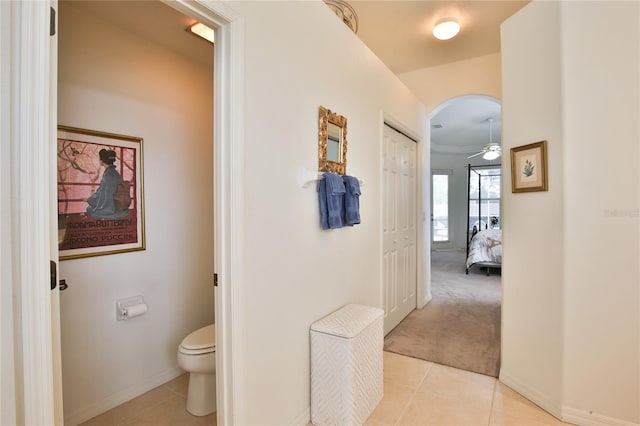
[384,95,503,377]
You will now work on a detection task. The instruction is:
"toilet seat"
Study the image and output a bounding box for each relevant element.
[179,324,215,356]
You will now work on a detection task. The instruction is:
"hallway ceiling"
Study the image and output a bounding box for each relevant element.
[66,0,527,156]
[349,0,529,74]
[343,1,529,156]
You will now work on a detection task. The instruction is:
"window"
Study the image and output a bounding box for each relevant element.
[468,167,501,231]
[432,171,451,242]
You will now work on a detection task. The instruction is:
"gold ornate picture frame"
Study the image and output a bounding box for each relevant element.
[318,106,348,175]
[510,140,548,193]
[57,126,145,260]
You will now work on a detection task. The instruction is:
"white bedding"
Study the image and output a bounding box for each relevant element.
[466,229,502,269]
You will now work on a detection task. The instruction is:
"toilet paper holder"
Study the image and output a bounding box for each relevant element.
[116,295,147,321]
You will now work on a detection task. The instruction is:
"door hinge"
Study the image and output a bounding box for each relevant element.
[50,7,56,36]
[50,260,57,290]
[214,273,218,287]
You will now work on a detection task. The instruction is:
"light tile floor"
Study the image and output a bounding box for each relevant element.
[79,373,216,426]
[366,352,573,426]
[80,351,571,426]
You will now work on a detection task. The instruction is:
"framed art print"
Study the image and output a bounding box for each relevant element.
[510,140,548,193]
[57,126,145,260]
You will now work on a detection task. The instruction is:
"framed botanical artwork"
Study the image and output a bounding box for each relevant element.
[57,126,145,260]
[510,140,548,193]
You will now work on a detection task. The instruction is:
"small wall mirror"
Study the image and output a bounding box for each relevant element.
[318,106,348,175]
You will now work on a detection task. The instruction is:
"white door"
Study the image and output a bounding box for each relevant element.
[382,124,417,335]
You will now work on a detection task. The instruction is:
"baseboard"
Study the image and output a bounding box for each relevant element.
[562,406,639,426]
[500,370,639,426]
[418,292,433,309]
[64,366,185,426]
[291,406,310,425]
[499,369,563,420]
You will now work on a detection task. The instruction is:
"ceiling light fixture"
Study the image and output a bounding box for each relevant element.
[482,118,501,160]
[467,118,502,160]
[433,18,460,41]
[189,22,215,44]
[482,150,500,161]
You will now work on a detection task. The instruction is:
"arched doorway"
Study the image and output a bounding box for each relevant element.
[384,94,503,377]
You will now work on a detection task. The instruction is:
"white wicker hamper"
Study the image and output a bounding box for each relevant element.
[310,304,384,426]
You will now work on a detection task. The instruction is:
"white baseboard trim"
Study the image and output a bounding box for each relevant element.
[291,407,310,425]
[500,370,639,426]
[562,407,639,426]
[418,293,433,309]
[64,366,185,426]
[499,369,563,420]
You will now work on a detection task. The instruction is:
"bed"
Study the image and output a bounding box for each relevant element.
[466,228,502,275]
[466,164,502,275]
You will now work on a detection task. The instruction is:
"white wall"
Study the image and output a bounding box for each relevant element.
[501,1,639,424]
[399,53,502,113]
[220,1,427,424]
[501,0,565,412]
[560,2,639,423]
[58,3,214,424]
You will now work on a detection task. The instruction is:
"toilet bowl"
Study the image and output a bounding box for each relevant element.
[177,324,216,416]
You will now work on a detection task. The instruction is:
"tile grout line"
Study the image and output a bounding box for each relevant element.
[393,361,434,425]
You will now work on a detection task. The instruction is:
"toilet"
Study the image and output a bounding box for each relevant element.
[177,324,216,416]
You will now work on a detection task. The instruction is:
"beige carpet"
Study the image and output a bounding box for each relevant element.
[384,250,501,377]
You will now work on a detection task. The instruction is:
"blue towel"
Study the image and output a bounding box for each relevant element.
[317,178,329,230]
[318,172,345,229]
[342,175,361,225]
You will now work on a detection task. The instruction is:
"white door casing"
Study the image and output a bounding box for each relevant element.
[0,1,60,424]
[50,1,64,423]
[163,2,243,425]
[382,124,418,335]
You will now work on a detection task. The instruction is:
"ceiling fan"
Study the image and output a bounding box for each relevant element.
[467,118,501,160]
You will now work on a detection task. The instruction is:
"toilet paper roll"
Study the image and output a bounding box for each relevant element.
[124,303,147,319]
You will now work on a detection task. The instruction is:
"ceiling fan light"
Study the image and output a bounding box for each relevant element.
[433,18,460,40]
[483,150,500,161]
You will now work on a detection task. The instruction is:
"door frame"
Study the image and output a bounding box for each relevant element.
[1,1,59,424]
[3,1,244,424]
[164,2,243,424]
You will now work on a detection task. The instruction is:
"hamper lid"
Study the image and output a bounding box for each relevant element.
[310,304,383,338]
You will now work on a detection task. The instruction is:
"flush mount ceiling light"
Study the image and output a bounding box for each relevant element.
[188,22,214,44]
[433,18,460,40]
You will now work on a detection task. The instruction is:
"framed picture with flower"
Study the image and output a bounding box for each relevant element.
[510,140,548,193]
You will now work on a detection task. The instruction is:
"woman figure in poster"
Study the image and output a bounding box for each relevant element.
[86,149,130,219]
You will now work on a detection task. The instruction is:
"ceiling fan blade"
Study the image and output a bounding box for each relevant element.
[467,152,484,159]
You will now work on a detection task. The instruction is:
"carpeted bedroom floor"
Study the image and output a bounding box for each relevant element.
[383,249,501,377]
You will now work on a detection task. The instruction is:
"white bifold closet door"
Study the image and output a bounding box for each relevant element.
[382,124,417,335]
